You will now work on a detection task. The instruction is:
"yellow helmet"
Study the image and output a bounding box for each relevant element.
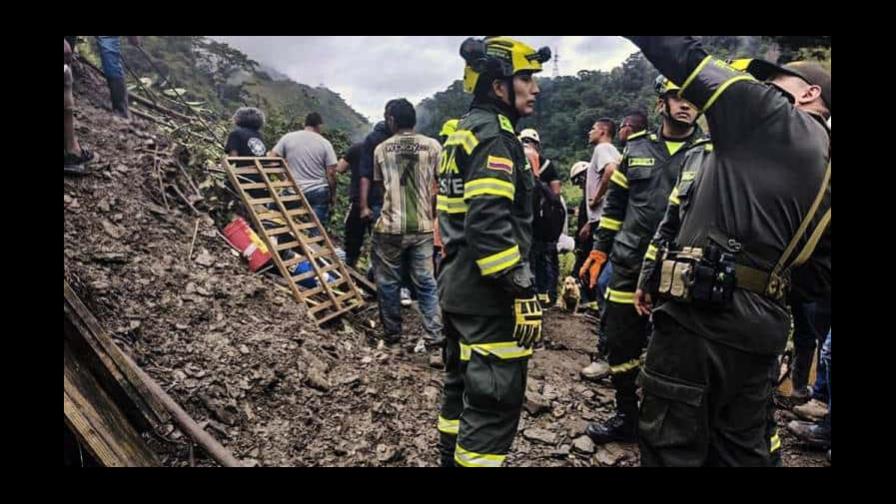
[439,118,459,138]
[655,75,681,96]
[461,36,551,94]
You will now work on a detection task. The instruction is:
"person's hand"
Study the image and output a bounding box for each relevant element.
[360,206,373,222]
[634,289,653,317]
[127,36,142,47]
[577,222,592,242]
[579,250,607,289]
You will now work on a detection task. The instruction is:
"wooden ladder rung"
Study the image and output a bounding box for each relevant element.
[286,208,310,217]
[275,240,301,251]
[301,284,327,297]
[248,197,276,206]
[280,194,303,203]
[309,300,336,315]
[265,226,293,236]
[282,254,309,269]
[256,211,285,221]
[315,304,358,324]
[291,262,340,283]
[233,167,261,175]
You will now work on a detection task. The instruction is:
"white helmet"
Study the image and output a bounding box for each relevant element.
[570,161,589,181]
[518,128,540,144]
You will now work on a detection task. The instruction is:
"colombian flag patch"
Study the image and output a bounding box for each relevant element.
[487,155,513,173]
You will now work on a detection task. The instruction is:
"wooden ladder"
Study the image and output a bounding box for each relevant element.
[222,156,365,325]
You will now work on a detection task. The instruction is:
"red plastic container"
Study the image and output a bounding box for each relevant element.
[223,217,272,272]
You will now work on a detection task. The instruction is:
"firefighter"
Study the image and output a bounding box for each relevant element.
[579,74,703,444]
[436,36,551,467]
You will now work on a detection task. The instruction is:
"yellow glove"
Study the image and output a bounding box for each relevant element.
[514,296,543,348]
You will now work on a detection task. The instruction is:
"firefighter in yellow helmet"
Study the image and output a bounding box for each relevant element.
[436,36,550,467]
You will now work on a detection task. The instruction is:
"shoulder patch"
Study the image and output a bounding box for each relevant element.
[487,155,514,174]
[498,114,514,134]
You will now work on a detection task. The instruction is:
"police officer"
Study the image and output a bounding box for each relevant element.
[579,75,702,444]
[627,36,831,466]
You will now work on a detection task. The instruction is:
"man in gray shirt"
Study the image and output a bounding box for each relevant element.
[271,112,338,228]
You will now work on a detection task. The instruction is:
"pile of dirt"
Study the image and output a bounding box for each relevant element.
[63,66,827,467]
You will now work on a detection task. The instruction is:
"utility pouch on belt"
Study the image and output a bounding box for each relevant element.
[657,244,736,306]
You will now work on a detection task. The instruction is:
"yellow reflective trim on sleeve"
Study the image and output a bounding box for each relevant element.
[669,187,681,205]
[605,288,635,304]
[445,130,480,155]
[679,55,714,96]
[611,169,629,189]
[459,342,472,361]
[475,244,521,276]
[464,177,515,201]
[645,244,658,262]
[770,432,782,453]
[610,358,641,375]
[436,195,468,214]
[455,444,506,468]
[438,415,460,435]
[598,217,623,231]
[702,75,756,113]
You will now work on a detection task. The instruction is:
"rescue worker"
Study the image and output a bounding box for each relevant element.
[436,36,551,468]
[626,36,831,466]
[579,74,702,444]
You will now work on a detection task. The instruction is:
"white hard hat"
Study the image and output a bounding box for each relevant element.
[518,128,540,144]
[570,161,589,181]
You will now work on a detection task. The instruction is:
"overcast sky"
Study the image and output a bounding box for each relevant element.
[213,36,639,122]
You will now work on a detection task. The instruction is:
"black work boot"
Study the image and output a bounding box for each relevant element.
[107,77,130,119]
[586,413,637,444]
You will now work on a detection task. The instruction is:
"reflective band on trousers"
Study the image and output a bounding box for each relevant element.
[770,431,782,453]
[437,195,467,214]
[464,177,515,201]
[455,443,506,467]
[610,358,640,375]
[459,341,534,361]
[599,217,622,231]
[605,288,635,304]
[475,244,521,276]
[438,415,460,435]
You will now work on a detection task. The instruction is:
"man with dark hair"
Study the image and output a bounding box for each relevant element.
[370,98,443,352]
[305,112,323,129]
[270,111,338,228]
[226,107,267,157]
[338,141,368,268]
[618,111,648,145]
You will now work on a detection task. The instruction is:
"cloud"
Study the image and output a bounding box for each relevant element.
[212,36,638,121]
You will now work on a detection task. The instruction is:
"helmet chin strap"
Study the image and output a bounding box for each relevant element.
[661,96,695,131]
